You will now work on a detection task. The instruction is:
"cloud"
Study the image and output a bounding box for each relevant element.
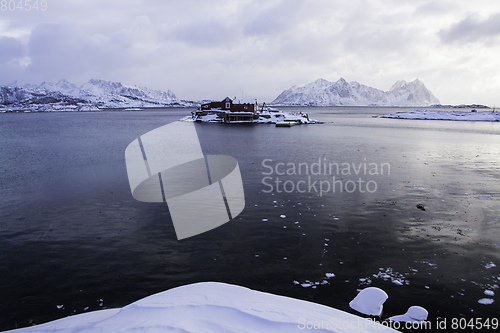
[0,36,28,83]
[23,20,133,83]
[242,0,304,37]
[439,13,500,44]
[0,36,27,63]
[169,20,239,48]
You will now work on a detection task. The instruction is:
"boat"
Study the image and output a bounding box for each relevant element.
[276,121,295,127]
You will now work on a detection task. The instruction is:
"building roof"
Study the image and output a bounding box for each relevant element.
[232,99,257,104]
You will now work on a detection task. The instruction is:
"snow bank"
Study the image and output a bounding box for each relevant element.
[4,282,400,333]
[382,110,500,121]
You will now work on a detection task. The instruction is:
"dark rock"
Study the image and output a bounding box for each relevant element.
[416,204,426,211]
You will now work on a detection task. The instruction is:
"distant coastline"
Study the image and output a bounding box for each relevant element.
[382,109,499,122]
[1,78,490,113]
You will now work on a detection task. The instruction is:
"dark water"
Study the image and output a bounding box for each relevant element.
[0,107,499,331]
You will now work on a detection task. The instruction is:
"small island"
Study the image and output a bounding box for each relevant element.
[191,97,317,125]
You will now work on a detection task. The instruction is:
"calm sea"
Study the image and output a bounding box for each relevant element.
[0,107,499,331]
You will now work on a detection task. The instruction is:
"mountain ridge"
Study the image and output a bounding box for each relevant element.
[270,78,440,106]
[0,79,194,111]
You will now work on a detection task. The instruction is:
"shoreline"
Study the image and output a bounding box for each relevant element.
[381,110,500,122]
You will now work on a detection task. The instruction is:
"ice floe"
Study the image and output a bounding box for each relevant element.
[359,268,411,286]
[485,262,496,269]
[294,273,336,289]
[478,298,495,305]
[484,290,495,296]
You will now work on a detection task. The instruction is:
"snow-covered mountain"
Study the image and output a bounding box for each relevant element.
[271,78,440,106]
[0,79,194,111]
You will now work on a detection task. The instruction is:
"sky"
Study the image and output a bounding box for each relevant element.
[1,0,500,105]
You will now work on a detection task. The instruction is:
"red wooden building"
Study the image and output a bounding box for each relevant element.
[201,97,258,114]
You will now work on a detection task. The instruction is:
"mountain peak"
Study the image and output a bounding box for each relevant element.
[389,80,408,91]
[56,78,71,85]
[55,79,78,91]
[408,78,423,87]
[8,80,20,87]
[84,79,123,88]
[308,78,331,88]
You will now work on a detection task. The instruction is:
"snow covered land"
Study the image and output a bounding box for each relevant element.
[190,108,317,124]
[0,79,196,112]
[382,109,500,121]
[271,78,440,107]
[4,282,404,333]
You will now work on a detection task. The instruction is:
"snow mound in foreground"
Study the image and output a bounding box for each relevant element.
[388,306,428,323]
[349,287,388,316]
[5,282,400,333]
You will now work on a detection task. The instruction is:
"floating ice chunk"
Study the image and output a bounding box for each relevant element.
[349,287,388,316]
[478,298,494,305]
[262,219,268,222]
[325,273,335,278]
[388,306,428,323]
[57,305,64,309]
[485,262,496,269]
[484,290,495,296]
[392,280,403,286]
[478,196,490,200]
[280,215,286,218]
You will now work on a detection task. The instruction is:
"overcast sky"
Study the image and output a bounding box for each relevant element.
[1,0,500,105]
